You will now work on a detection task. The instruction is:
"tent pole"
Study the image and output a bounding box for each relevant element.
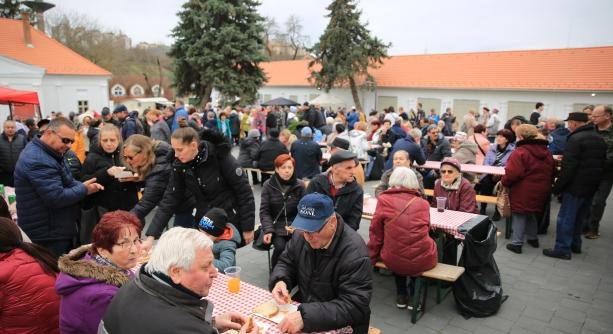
[8,103,13,120]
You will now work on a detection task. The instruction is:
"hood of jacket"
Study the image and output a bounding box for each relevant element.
[516,138,551,161]
[216,222,241,244]
[55,245,131,296]
[154,141,173,165]
[240,136,259,148]
[458,140,478,154]
[349,130,366,138]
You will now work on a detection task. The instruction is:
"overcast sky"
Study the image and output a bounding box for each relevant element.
[52,0,613,55]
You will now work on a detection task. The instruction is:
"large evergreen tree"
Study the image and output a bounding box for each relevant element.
[309,0,389,113]
[169,0,267,105]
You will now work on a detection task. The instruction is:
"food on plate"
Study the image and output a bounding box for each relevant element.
[253,300,279,318]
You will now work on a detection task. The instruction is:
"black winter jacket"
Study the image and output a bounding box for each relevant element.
[553,124,606,197]
[269,216,372,334]
[306,172,364,230]
[229,113,241,136]
[421,134,452,161]
[260,175,305,236]
[130,141,173,221]
[81,145,139,211]
[257,138,289,171]
[148,140,255,239]
[290,139,322,179]
[0,133,27,174]
[100,266,216,334]
[238,137,260,168]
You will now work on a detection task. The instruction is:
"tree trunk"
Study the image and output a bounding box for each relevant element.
[292,46,299,60]
[348,76,363,114]
[201,84,213,108]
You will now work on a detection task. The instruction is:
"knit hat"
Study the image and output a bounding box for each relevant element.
[453,131,467,142]
[440,157,461,173]
[197,208,228,237]
[248,129,260,138]
[301,126,313,137]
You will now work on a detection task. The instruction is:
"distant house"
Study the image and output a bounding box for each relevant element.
[0,16,111,119]
[256,46,613,122]
[109,74,175,113]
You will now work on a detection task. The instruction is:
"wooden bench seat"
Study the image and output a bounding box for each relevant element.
[423,189,497,204]
[242,168,274,185]
[374,261,465,323]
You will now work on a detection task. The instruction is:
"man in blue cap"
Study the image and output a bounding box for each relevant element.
[269,193,372,334]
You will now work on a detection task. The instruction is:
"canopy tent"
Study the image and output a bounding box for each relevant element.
[308,92,346,106]
[261,97,300,106]
[0,86,41,121]
[0,86,40,105]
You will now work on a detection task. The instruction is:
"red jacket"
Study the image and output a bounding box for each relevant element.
[0,248,60,334]
[502,138,555,214]
[368,187,437,277]
[432,177,479,214]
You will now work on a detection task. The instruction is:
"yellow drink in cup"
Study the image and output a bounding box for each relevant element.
[224,266,241,293]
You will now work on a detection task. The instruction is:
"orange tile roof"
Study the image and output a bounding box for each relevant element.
[0,18,111,76]
[260,46,613,91]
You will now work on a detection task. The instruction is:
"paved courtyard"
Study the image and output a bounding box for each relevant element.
[231,179,613,334]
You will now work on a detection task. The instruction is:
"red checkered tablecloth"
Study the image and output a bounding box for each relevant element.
[208,274,350,334]
[417,160,505,176]
[362,197,475,240]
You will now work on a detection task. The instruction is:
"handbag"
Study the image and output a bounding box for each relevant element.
[252,204,285,251]
[494,181,511,218]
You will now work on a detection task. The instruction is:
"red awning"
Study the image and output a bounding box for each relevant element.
[0,86,40,105]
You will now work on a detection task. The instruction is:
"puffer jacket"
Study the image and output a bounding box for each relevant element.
[130,141,173,221]
[0,133,27,176]
[368,187,437,277]
[553,124,607,197]
[453,140,478,182]
[148,139,255,239]
[212,223,241,272]
[238,137,260,168]
[15,137,88,241]
[432,177,478,214]
[256,137,288,171]
[269,215,372,334]
[82,144,139,211]
[348,130,369,160]
[502,138,555,214]
[260,174,305,236]
[306,171,364,230]
[56,245,132,334]
[290,139,322,179]
[150,120,171,143]
[0,248,60,334]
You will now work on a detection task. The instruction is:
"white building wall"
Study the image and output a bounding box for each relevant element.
[257,85,613,122]
[40,75,110,117]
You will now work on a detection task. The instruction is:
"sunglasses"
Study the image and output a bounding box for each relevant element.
[440,169,455,174]
[53,131,75,145]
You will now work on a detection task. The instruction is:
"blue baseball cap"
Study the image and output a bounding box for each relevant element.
[292,193,335,232]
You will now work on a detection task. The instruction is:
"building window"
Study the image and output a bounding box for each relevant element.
[111,84,125,97]
[151,85,163,97]
[78,100,89,113]
[131,84,144,96]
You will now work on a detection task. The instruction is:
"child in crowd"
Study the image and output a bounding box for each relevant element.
[195,208,241,272]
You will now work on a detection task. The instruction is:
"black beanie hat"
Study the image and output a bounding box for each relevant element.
[197,208,228,237]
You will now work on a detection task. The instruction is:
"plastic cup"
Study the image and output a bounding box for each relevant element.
[224,266,241,293]
[436,197,447,212]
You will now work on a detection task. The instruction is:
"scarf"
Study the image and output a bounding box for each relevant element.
[494,144,507,166]
[440,176,462,191]
[273,171,296,188]
[93,253,131,276]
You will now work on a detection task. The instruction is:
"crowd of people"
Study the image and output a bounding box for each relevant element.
[0,99,611,333]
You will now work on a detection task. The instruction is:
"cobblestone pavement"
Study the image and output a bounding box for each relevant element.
[229,179,613,334]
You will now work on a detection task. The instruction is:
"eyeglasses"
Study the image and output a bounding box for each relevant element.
[440,169,455,174]
[52,131,75,144]
[115,238,143,250]
[123,153,139,161]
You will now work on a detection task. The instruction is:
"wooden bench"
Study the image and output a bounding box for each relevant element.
[242,168,274,186]
[423,189,512,238]
[375,261,465,323]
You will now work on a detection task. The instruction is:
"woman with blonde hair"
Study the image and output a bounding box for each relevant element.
[122,134,173,222]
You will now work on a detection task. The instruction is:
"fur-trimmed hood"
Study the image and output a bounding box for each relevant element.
[56,245,131,295]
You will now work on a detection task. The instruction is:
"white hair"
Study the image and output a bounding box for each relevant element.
[389,166,420,190]
[408,128,422,138]
[145,227,213,275]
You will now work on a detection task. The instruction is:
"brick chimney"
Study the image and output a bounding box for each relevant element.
[22,12,33,48]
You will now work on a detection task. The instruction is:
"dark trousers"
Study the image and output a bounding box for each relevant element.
[0,171,14,187]
[554,193,591,253]
[585,178,613,234]
[33,239,73,258]
[394,274,416,296]
[271,234,291,269]
[173,210,195,229]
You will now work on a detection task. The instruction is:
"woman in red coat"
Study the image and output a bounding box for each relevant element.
[432,157,479,214]
[502,124,555,254]
[0,217,60,334]
[368,166,437,309]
